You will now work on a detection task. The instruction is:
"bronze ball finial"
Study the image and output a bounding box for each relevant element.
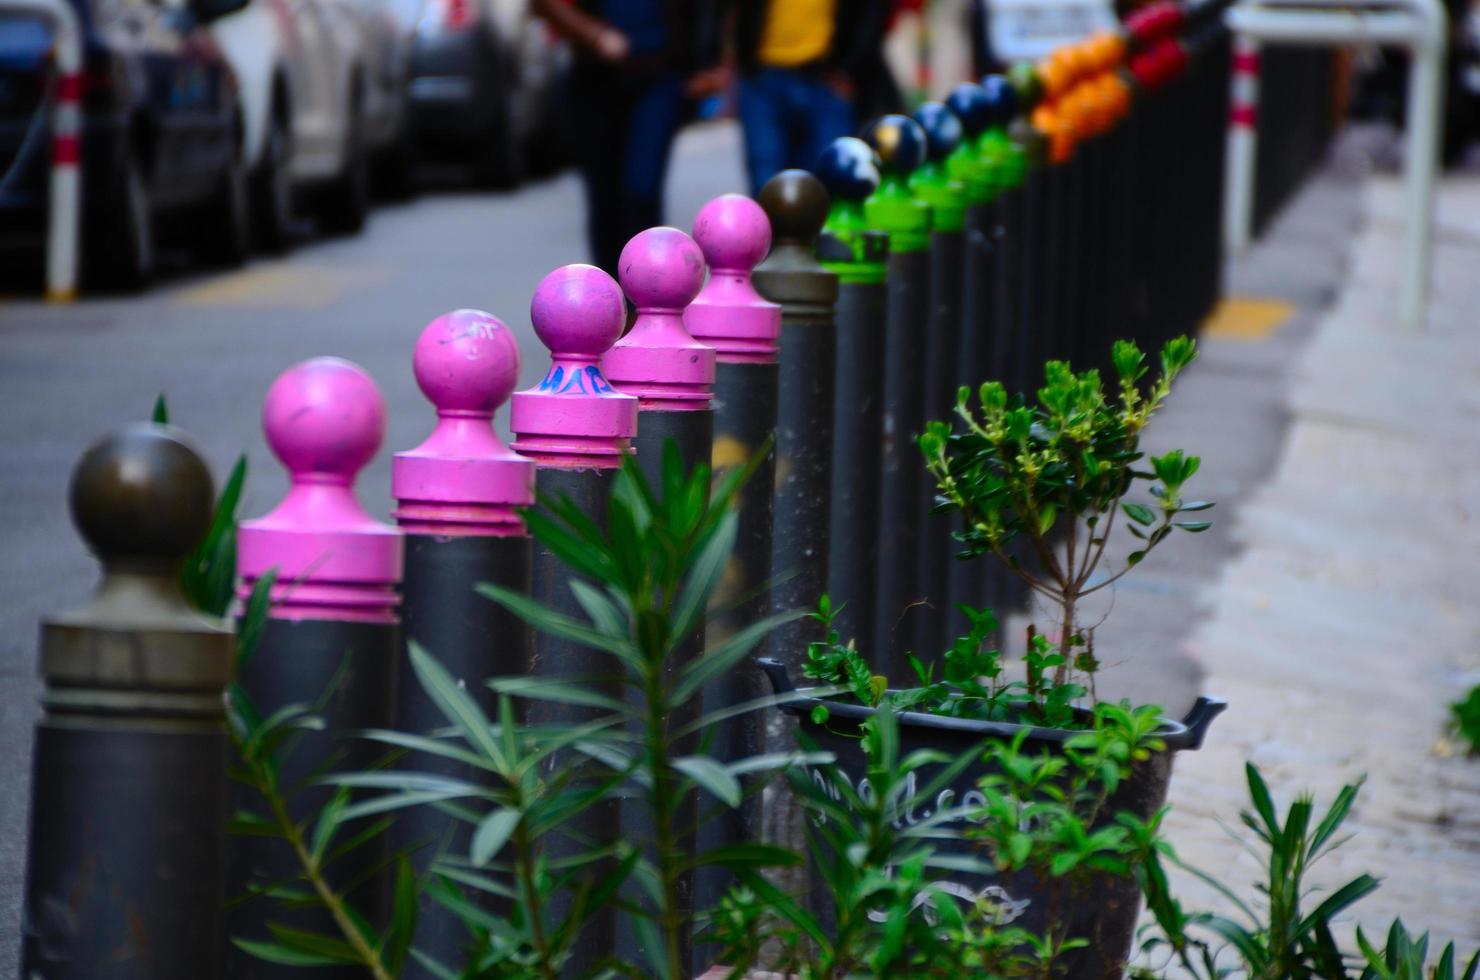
[68,422,214,568]
[757,169,830,245]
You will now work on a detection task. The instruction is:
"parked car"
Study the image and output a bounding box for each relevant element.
[210,0,409,247]
[403,0,567,186]
[0,0,250,289]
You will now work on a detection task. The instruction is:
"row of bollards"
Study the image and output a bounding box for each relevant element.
[20,5,1240,974]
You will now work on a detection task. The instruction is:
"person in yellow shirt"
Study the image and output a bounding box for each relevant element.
[735,0,895,193]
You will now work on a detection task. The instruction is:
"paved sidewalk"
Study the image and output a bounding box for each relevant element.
[1158,169,1480,955]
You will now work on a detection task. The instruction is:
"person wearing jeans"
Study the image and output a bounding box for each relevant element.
[733,0,894,194]
[536,0,726,275]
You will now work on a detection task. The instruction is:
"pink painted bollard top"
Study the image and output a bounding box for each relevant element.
[393,309,536,536]
[683,194,781,364]
[238,357,403,622]
[603,226,714,410]
[510,264,638,468]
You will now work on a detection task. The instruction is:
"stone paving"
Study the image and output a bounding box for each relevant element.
[1154,167,1480,958]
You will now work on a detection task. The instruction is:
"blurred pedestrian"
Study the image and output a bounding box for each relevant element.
[535,0,727,275]
[734,0,895,194]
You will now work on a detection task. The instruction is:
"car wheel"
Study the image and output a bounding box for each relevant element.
[199,146,251,267]
[470,62,522,189]
[87,145,153,292]
[252,110,294,252]
[320,100,370,234]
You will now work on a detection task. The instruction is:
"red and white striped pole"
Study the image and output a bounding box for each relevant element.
[1223,32,1260,254]
[46,0,82,301]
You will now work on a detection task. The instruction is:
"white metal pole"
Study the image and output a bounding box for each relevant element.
[1400,0,1446,330]
[46,5,82,303]
[1224,33,1260,254]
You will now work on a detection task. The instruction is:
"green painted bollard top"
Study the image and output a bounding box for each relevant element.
[813,136,888,284]
[860,114,932,253]
[1008,62,1050,174]
[907,102,968,233]
[977,74,1022,197]
[944,83,994,205]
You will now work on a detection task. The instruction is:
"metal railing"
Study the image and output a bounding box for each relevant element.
[1224,0,1448,329]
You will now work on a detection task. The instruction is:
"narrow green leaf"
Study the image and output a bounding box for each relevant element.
[1122,503,1157,526]
[471,808,520,867]
[673,755,741,808]
[407,642,507,773]
[672,608,805,705]
[152,394,169,424]
[671,509,738,641]
[231,937,345,967]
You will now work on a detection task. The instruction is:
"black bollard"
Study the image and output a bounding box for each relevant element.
[752,171,838,681]
[230,358,403,980]
[510,264,638,978]
[603,225,712,969]
[391,310,535,978]
[862,114,932,679]
[908,101,970,662]
[22,424,231,980]
[683,193,782,960]
[944,82,1004,639]
[813,136,888,650]
[751,170,837,890]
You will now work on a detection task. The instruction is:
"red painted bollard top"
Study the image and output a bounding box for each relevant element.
[683,194,781,364]
[603,226,714,410]
[237,357,403,622]
[392,309,536,537]
[510,264,638,468]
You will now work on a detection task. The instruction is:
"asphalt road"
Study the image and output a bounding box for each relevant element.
[0,121,746,974]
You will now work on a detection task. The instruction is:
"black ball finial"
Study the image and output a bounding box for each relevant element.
[912,102,964,162]
[861,114,928,175]
[945,82,991,137]
[813,137,882,203]
[980,74,1020,128]
[757,169,830,244]
[69,422,215,567]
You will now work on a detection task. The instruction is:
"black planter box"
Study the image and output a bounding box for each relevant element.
[759,658,1225,979]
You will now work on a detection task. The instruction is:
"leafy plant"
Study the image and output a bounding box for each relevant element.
[151,394,248,617]
[803,598,1088,728]
[240,445,819,979]
[1357,920,1480,980]
[224,583,420,979]
[707,706,1005,979]
[1449,685,1480,754]
[1136,764,1380,980]
[918,337,1210,713]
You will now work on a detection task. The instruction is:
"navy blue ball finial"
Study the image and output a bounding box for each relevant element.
[979,74,1020,128]
[813,136,882,202]
[860,114,928,175]
[912,102,963,162]
[945,82,991,137]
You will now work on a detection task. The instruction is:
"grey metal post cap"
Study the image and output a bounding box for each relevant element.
[44,423,232,720]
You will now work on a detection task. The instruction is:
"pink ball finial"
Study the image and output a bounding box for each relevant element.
[529,263,627,362]
[512,264,638,468]
[684,195,782,364]
[604,227,715,411]
[693,194,773,273]
[617,226,706,312]
[262,357,385,484]
[394,311,536,536]
[239,357,402,622]
[412,308,521,416]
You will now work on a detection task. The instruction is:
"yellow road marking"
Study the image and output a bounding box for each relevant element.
[1201,296,1294,340]
[174,263,392,309]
